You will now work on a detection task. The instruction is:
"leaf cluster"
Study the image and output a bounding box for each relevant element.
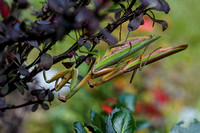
[0,0,170,111]
[73,93,152,133]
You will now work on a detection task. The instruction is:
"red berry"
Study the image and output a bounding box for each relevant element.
[0,1,10,18]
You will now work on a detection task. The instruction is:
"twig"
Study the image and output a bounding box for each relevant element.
[0,100,40,112]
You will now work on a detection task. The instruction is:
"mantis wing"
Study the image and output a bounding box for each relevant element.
[124,44,188,72]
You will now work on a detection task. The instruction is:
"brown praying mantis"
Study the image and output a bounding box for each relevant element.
[43,35,188,102]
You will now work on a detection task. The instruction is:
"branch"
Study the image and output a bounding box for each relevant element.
[0,100,40,112]
[0,4,146,97]
[0,32,56,51]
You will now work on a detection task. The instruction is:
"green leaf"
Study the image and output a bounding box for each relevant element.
[117,93,136,111]
[7,73,17,78]
[135,120,151,131]
[85,124,103,133]
[170,120,200,133]
[112,108,136,133]
[74,122,87,133]
[1,83,9,95]
[16,84,24,95]
[106,108,120,133]
[90,110,106,132]
[41,103,49,110]
[0,75,6,84]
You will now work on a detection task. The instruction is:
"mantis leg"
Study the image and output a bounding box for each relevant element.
[55,72,72,91]
[43,69,73,91]
[58,73,92,102]
[88,70,124,87]
[91,68,116,79]
[129,49,152,83]
[43,69,72,83]
[57,68,78,102]
[88,68,117,87]
[87,57,138,86]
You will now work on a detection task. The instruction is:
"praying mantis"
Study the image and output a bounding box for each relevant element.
[43,35,187,102]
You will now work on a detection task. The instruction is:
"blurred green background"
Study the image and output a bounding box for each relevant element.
[2,0,200,133]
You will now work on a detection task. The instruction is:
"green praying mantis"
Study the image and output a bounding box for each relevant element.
[43,35,188,102]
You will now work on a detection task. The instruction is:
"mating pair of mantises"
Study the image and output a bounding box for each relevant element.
[43,34,188,102]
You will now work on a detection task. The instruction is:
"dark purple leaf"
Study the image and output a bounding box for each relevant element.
[77,55,86,64]
[93,0,99,7]
[27,41,40,51]
[93,37,100,44]
[18,67,30,77]
[154,19,168,31]
[75,8,91,25]
[140,0,170,14]
[68,51,78,56]
[36,20,51,25]
[93,0,110,9]
[78,75,83,81]
[62,61,75,69]
[87,18,99,34]
[108,8,122,13]
[20,21,26,31]
[75,8,99,33]
[112,0,122,3]
[85,56,91,65]
[40,53,53,70]
[102,29,118,46]
[0,75,7,84]
[41,103,49,110]
[13,23,21,32]
[115,11,121,20]
[128,13,144,31]
[12,53,21,64]
[31,89,43,96]
[48,0,74,13]
[10,29,20,41]
[0,98,6,108]
[91,56,96,62]
[39,91,46,101]
[93,49,98,53]
[48,91,54,102]
[79,0,91,6]
[119,3,126,10]
[148,15,168,31]
[78,37,84,46]
[48,0,62,12]
[18,0,29,9]
[31,103,39,112]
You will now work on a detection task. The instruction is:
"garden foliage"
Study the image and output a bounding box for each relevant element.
[0,0,191,132]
